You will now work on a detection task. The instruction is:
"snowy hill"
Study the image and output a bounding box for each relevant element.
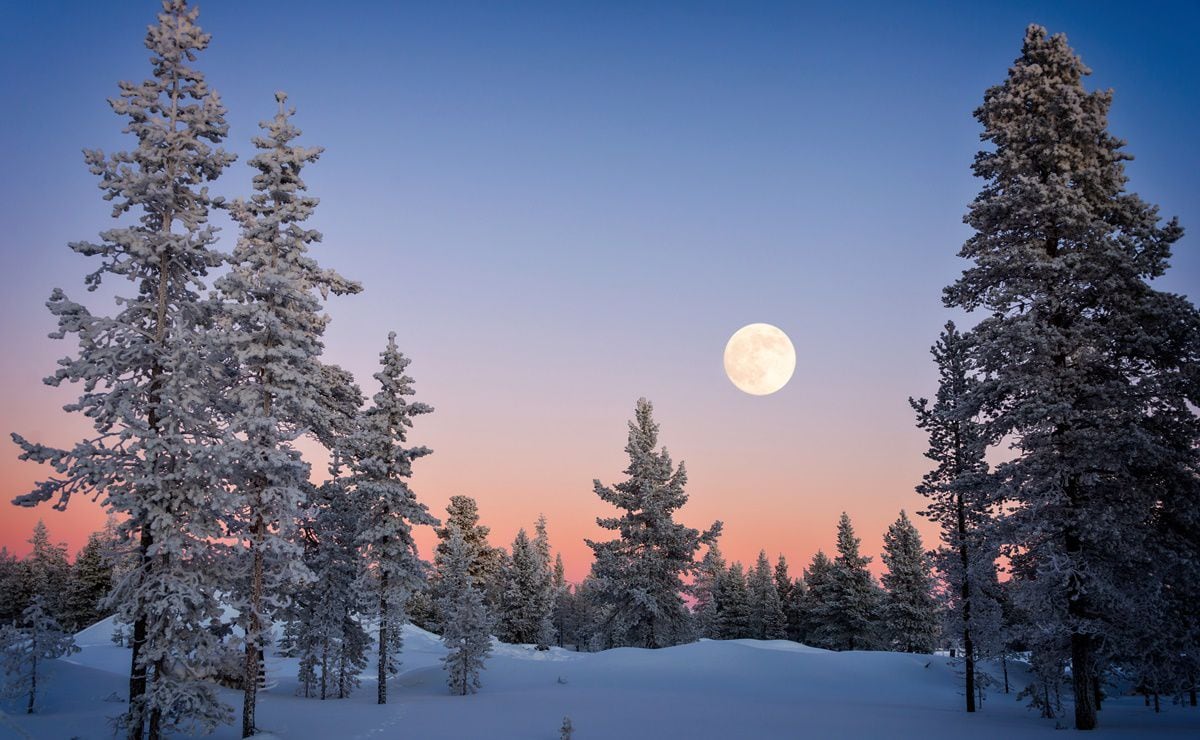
[2,617,1197,739]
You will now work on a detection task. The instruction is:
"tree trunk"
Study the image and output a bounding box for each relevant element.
[378,574,388,705]
[1153,691,1160,713]
[1002,653,1009,694]
[242,516,264,738]
[27,651,36,714]
[1071,632,1097,730]
[1093,674,1103,711]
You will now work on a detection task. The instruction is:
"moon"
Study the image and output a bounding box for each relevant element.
[723,323,796,396]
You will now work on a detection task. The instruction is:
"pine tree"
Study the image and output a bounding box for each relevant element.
[432,495,505,616]
[799,551,834,647]
[293,476,370,700]
[439,528,492,695]
[944,25,1199,728]
[552,554,571,648]
[0,548,26,625]
[350,334,439,705]
[910,321,997,711]
[1,596,79,714]
[24,521,70,619]
[815,514,881,651]
[713,563,752,640]
[749,551,787,640]
[213,90,360,737]
[880,511,939,653]
[9,3,237,735]
[692,544,727,639]
[585,398,721,648]
[64,532,115,632]
[532,516,558,648]
[774,555,802,642]
[499,529,554,646]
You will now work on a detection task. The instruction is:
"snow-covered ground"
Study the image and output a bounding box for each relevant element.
[3,617,1197,739]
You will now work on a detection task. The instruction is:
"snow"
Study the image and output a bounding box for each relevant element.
[3,616,1198,739]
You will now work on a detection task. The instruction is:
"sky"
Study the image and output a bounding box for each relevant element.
[0,0,1197,583]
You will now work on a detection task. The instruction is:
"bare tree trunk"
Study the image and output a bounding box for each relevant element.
[378,574,388,705]
[27,651,37,714]
[1071,633,1097,730]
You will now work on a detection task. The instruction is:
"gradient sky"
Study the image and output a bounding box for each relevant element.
[1,1,1197,583]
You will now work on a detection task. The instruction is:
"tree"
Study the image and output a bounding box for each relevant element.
[440,528,492,695]
[799,551,834,647]
[713,563,751,640]
[944,25,1199,728]
[692,544,727,639]
[910,321,996,711]
[24,521,70,619]
[433,495,505,616]
[64,532,115,632]
[585,398,721,648]
[9,3,237,735]
[498,529,554,646]
[880,511,939,653]
[552,554,571,648]
[749,551,787,640]
[293,477,370,700]
[213,90,360,737]
[814,514,881,651]
[1,597,79,714]
[774,555,803,642]
[351,334,439,705]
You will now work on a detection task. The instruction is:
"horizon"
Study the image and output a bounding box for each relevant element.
[2,0,1197,583]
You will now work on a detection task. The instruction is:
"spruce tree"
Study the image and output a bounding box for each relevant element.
[714,563,752,640]
[1,596,79,714]
[692,544,727,639]
[945,25,1199,728]
[910,321,996,711]
[585,398,721,648]
[880,511,939,653]
[24,521,70,619]
[800,551,834,647]
[64,532,114,632]
[440,528,492,695]
[774,555,803,642]
[214,91,360,737]
[9,3,236,735]
[815,514,881,651]
[499,529,554,646]
[433,495,505,616]
[749,551,787,640]
[350,334,439,705]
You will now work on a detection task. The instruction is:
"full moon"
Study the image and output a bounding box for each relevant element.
[723,323,796,396]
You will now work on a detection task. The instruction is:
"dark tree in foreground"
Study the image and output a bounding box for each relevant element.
[585,399,721,648]
[946,25,1199,729]
[440,528,492,695]
[0,597,79,714]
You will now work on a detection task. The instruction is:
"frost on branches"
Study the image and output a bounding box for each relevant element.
[439,528,492,696]
[585,399,721,649]
[349,334,440,704]
[9,1,236,736]
[213,90,361,737]
[944,25,1200,729]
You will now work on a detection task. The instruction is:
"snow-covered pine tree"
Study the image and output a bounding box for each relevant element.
[1,596,79,714]
[350,334,439,704]
[23,521,70,619]
[774,555,803,642]
[439,528,492,695]
[880,511,939,653]
[213,90,360,737]
[910,321,997,711]
[0,549,25,625]
[799,551,834,647]
[815,514,881,651]
[714,563,752,640]
[432,495,506,617]
[499,529,555,646]
[585,399,722,648]
[749,551,788,640]
[532,515,558,648]
[64,532,115,632]
[9,3,237,735]
[692,544,726,639]
[552,554,570,648]
[944,25,1199,728]
[293,474,370,700]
